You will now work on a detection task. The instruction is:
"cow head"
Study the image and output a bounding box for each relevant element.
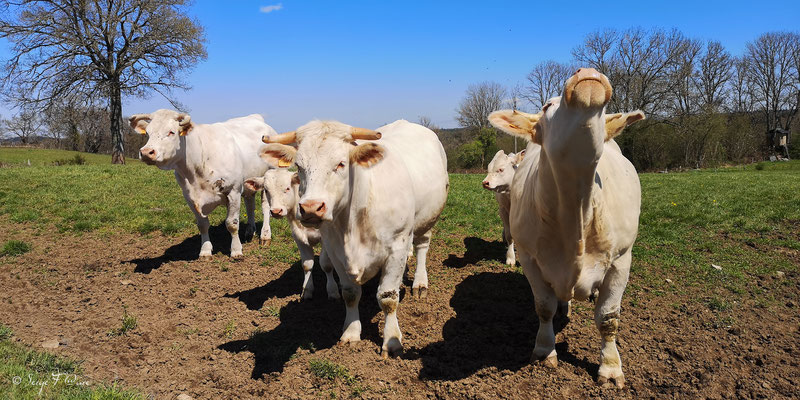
[130,109,194,169]
[259,121,383,227]
[489,68,643,169]
[245,168,299,219]
[482,149,523,193]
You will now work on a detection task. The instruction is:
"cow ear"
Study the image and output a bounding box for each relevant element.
[177,113,194,136]
[605,110,645,141]
[488,110,541,144]
[291,173,300,186]
[260,144,296,167]
[349,142,385,168]
[128,114,151,135]
[244,177,264,193]
[515,149,526,166]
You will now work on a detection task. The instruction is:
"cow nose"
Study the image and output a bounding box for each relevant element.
[270,208,284,217]
[140,148,156,160]
[299,200,326,218]
[564,67,612,108]
[482,180,490,188]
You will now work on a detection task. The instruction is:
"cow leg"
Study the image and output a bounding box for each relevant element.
[407,233,414,258]
[520,252,558,367]
[339,282,362,343]
[297,240,316,300]
[225,191,244,259]
[377,253,405,358]
[243,192,256,241]
[503,223,516,266]
[595,250,631,389]
[259,191,271,246]
[195,214,212,260]
[411,230,432,299]
[319,246,340,299]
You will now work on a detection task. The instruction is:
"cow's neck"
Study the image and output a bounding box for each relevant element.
[172,131,219,206]
[536,143,601,257]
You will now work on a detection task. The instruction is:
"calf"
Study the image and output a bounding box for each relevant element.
[482,149,527,265]
[245,168,340,300]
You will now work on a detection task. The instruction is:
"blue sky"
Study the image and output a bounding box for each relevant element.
[2,0,799,131]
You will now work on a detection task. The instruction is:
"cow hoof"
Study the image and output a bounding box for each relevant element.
[231,253,244,260]
[597,375,625,389]
[199,254,213,261]
[381,339,403,359]
[533,354,558,368]
[327,291,341,300]
[259,238,271,247]
[505,258,515,266]
[412,287,428,299]
[301,291,313,301]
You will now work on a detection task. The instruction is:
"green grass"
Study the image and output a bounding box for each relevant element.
[0,323,143,399]
[1,240,31,257]
[107,307,138,337]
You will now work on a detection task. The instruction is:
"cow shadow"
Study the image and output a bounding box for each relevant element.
[442,236,507,269]
[126,221,264,274]
[219,265,384,378]
[415,271,587,381]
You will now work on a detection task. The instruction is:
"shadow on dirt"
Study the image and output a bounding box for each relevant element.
[413,271,588,381]
[443,237,508,268]
[126,221,261,274]
[220,264,385,378]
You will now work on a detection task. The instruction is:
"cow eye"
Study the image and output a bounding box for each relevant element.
[498,168,504,173]
[335,161,345,171]
[167,131,175,136]
[285,187,290,192]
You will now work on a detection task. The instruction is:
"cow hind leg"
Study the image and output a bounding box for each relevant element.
[319,247,340,299]
[259,191,271,246]
[378,253,405,358]
[297,240,315,300]
[595,251,631,389]
[520,253,558,367]
[225,192,244,259]
[243,193,256,241]
[411,230,432,299]
[339,282,362,343]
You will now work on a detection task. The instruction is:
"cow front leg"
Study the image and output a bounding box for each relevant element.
[520,253,558,367]
[411,230,432,299]
[378,253,405,358]
[296,240,316,300]
[196,214,212,260]
[595,251,632,388]
[259,191,271,246]
[225,191,244,259]
[243,192,257,240]
[339,282,362,343]
[319,246,340,299]
[506,241,516,266]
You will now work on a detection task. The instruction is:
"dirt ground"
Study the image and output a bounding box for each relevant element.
[1,217,798,399]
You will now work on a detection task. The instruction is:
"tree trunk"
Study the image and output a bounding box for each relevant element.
[110,83,125,164]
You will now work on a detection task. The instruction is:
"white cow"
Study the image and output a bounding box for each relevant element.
[260,120,448,358]
[244,168,340,300]
[482,149,527,265]
[129,109,277,259]
[488,68,645,388]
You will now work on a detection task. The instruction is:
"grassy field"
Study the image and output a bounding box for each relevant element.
[1,148,798,397]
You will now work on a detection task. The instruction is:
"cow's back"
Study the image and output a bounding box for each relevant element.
[372,120,449,234]
[202,114,276,181]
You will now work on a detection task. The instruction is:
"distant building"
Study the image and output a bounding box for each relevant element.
[767,128,790,159]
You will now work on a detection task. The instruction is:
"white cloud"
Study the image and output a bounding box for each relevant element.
[259,3,283,14]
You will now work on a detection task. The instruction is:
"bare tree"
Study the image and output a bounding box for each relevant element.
[572,29,618,76]
[523,61,574,110]
[728,56,755,113]
[0,0,207,164]
[697,41,733,110]
[744,32,800,132]
[2,110,41,144]
[417,116,439,132]
[456,81,506,129]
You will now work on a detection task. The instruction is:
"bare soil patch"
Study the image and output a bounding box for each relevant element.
[1,218,798,399]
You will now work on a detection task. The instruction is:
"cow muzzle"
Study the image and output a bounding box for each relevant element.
[482,180,491,190]
[298,200,327,226]
[140,148,157,165]
[270,208,286,218]
[564,68,612,109]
